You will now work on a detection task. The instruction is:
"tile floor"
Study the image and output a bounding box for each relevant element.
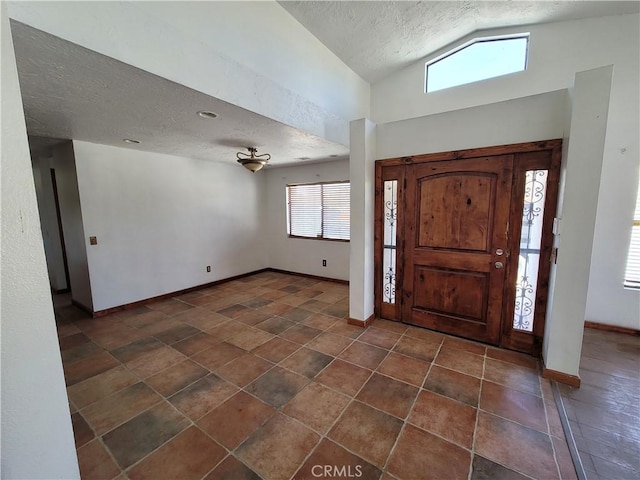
[558,327,640,480]
[56,271,577,480]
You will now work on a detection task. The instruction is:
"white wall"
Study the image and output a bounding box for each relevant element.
[7,1,369,146]
[72,141,267,312]
[51,141,93,311]
[1,3,79,477]
[544,66,613,377]
[373,13,640,329]
[265,160,350,281]
[31,149,68,291]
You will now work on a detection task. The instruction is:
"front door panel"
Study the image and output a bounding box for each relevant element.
[402,156,513,344]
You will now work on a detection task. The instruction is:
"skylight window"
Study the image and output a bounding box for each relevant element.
[426,35,529,93]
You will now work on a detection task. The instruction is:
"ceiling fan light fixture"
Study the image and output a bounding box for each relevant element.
[237,147,270,173]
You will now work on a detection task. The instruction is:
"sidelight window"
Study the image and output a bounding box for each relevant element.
[382,180,398,304]
[624,177,640,289]
[513,170,548,332]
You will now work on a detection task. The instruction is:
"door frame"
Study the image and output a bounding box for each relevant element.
[374,139,562,355]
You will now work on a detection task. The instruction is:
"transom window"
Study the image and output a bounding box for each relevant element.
[426,34,529,93]
[286,181,350,241]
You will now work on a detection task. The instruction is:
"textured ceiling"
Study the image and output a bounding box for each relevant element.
[11,21,349,168]
[278,1,640,82]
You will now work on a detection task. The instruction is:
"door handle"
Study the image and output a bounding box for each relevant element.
[494,262,504,269]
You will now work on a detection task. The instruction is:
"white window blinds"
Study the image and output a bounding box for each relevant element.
[624,183,640,289]
[287,182,350,240]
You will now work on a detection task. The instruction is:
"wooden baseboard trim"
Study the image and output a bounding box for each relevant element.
[584,321,640,336]
[266,268,349,285]
[542,367,581,388]
[72,299,93,316]
[92,268,271,317]
[347,314,375,328]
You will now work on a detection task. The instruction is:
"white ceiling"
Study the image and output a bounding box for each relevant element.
[279,1,639,82]
[11,21,349,168]
[11,2,639,167]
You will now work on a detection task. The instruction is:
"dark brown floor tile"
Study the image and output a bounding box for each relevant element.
[280,284,301,294]
[480,381,547,432]
[77,439,121,480]
[154,324,201,344]
[359,327,402,350]
[245,366,309,408]
[323,303,349,318]
[404,326,446,344]
[280,324,322,344]
[316,359,372,396]
[376,351,430,387]
[71,412,94,448]
[339,341,388,370]
[356,373,418,419]
[237,413,320,480]
[218,303,249,318]
[252,337,300,362]
[327,322,365,339]
[255,316,295,334]
[295,438,382,480]
[178,309,230,331]
[236,309,272,326]
[110,337,164,363]
[103,401,189,469]
[260,301,294,316]
[393,335,440,362]
[302,312,340,330]
[62,341,103,364]
[67,365,138,408]
[486,347,539,370]
[148,298,194,315]
[435,346,484,378]
[280,347,333,378]
[387,424,471,480]
[59,332,91,351]
[484,358,542,397]
[471,455,529,480]
[128,426,226,480]
[64,351,120,386]
[82,382,161,435]
[207,320,252,341]
[226,327,274,351]
[307,332,353,356]
[329,401,403,468]
[242,297,273,309]
[424,365,481,407]
[198,391,275,449]
[299,299,332,314]
[172,332,220,357]
[280,307,314,322]
[283,382,350,433]
[409,389,477,449]
[214,353,273,387]
[125,346,186,378]
[168,374,238,420]
[475,411,558,479]
[145,359,208,397]
[371,319,408,334]
[443,336,487,355]
[203,455,261,480]
[191,342,246,370]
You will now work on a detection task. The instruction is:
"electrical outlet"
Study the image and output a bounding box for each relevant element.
[206,266,211,273]
[322,259,327,267]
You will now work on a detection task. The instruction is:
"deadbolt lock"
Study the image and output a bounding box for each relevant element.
[496,249,504,256]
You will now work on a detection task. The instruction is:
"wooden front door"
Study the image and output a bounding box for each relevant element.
[401,156,513,344]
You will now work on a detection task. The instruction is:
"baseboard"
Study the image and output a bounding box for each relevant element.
[71,299,93,316]
[584,321,640,336]
[542,367,581,388]
[266,268,349,285]
[92,268,271,317]
[347,314,375,328]
[52,287,70,295]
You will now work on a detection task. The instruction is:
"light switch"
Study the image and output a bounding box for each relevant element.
[89,236,97,245]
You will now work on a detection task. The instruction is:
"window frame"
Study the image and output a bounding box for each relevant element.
[425,33,530,93]
[623,180,640,290]
[286,180,350,242]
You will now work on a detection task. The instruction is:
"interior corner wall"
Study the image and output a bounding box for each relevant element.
[543,66,614,377]
[1,3,79,477]
[72,141,267,312]
[264,160,350,281]
[31,148,68,291]
[51,141,93,311]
